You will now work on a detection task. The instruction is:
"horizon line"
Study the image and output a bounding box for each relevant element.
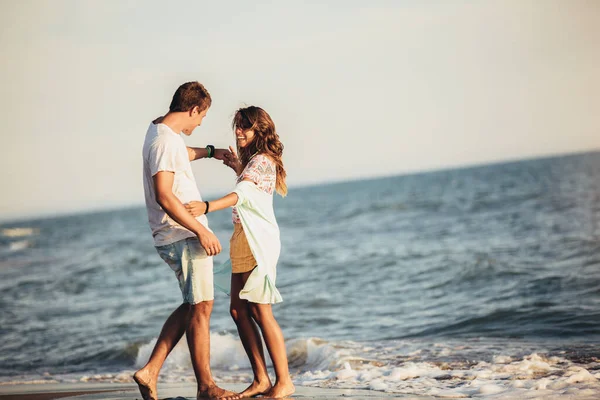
[1,148,598,225]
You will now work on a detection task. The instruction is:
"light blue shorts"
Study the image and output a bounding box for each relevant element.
[155,237,214,304]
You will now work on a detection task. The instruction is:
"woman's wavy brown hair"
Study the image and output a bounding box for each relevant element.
[233,106,287,197]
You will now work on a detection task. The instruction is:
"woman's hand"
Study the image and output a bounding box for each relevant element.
[185,201,207,217]
[213,148,231,161]
[223,146,242,175]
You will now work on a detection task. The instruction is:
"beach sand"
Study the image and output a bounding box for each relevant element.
[0,383,435,399]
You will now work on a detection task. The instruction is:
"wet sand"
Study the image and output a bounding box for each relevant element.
[0,382,434,399]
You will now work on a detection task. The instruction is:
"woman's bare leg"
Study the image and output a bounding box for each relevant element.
[249,303,295,398]
[229,271,272,398]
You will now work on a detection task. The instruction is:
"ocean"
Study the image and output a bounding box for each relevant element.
[1,152,599,398]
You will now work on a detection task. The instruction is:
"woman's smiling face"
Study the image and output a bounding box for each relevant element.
[236,126,255,148]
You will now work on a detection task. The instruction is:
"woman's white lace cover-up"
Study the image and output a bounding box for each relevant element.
[232,154,276,224]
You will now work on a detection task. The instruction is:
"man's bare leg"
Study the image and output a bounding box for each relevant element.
[229,272,272,398]
[134,303,190,400]
[250,304,295,399]
[187,300,239,400]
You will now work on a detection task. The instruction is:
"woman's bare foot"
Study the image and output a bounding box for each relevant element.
[239,378,272,398]
[263,380,295,399]
[197,384,240,400]
[133,368,158,400]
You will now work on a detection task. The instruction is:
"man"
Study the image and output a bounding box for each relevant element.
[134,81,237,400]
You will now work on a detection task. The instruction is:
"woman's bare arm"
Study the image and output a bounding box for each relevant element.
[185,192,240,216]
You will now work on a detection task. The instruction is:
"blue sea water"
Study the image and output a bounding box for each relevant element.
[1,152,599,398]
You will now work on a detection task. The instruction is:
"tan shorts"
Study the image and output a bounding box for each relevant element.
[155,237,214,304]
[230,223,257,274]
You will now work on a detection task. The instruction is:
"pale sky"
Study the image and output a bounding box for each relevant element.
[1,0,598,221]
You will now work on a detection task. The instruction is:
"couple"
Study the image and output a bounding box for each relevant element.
[134,81,295,400]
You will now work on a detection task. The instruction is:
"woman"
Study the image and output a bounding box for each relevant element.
[186,106,295,399]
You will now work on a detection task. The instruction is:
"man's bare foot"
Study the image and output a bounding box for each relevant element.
[263,380,295,399]
[239,379,272,398]
[197,384,240,400]
[133,368,158,400]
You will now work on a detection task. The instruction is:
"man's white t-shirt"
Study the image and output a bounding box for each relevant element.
[142,123,209,247]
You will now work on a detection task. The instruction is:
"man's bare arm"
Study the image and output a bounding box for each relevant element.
[150,115,230,162]
[153,171,222,256]
[187,147,210,161]
[187,147,233,162]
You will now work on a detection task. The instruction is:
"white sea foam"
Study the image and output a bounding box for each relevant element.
[289,340,600,399]
[5,337,600,399]
[1,228,38,238]
[9,240,30,251]
[112,338,600,398]
[135,332,254,373]
[566,367,598,384]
